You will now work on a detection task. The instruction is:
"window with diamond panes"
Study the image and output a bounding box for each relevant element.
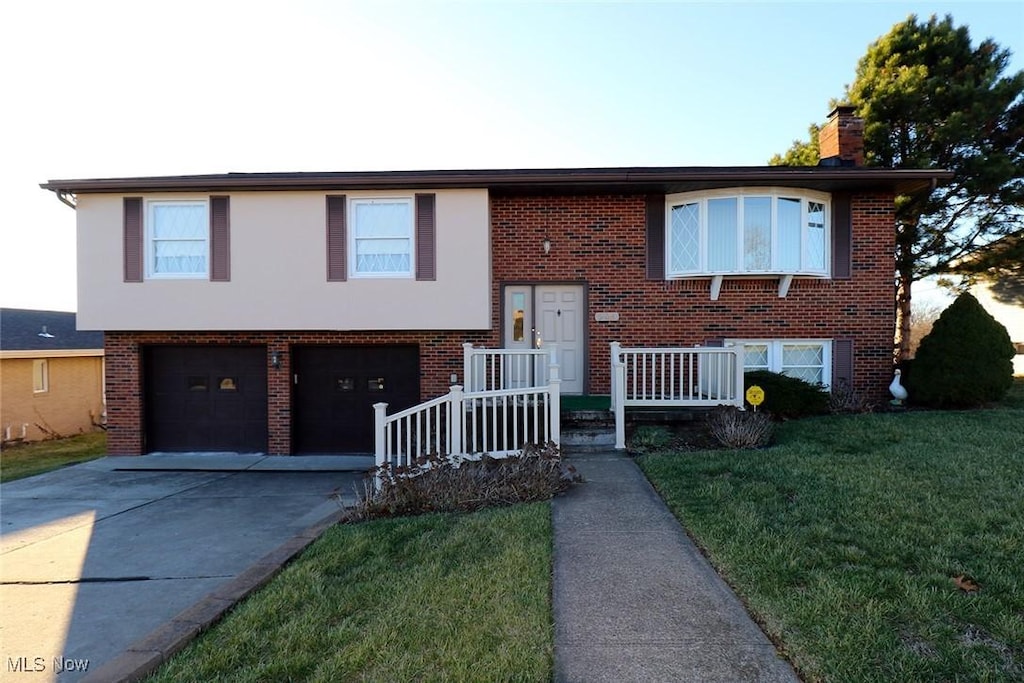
[666,189,829,276]
[781,344,825,385]
[669,202,700,272]
[742,344,770,372]
[351,199,413,276]
[733,340,831,387]
[147,201,208,277]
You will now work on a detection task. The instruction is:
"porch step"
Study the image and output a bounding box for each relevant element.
[560,426,616,454]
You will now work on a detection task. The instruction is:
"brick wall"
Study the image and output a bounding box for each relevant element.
[490,192,895,399]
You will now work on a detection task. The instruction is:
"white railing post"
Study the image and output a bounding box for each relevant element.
[731,343,746,408]
[462,343,474,392]
[373,402,389,470]
[548,376,561,446]
[547,343,559,382]
[609,341,621,410]
[547,347,561,446]
[613,361,626,450]
[448,385,464,457]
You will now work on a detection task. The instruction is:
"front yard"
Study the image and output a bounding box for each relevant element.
[150,502,553,682]
[641,390,1024,682]
[138,382,1024,680]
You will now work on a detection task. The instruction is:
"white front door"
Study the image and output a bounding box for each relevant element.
[503,285,585,394]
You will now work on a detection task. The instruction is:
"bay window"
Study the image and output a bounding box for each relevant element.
[667,189,830,277]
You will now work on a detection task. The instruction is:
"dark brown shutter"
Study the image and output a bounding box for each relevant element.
[210,196,230,281]
[123,197,143,282]
[832,192,852,279]
[415,193,436,281]
[326,195,347,281]
[833,339,853,386]
[646,194,665,280]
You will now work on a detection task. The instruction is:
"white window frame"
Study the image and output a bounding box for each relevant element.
[33,359,49,393]
[666,188,831,278]
[349,196,415,279]
[729,339,833,388]
[145,199,210,279]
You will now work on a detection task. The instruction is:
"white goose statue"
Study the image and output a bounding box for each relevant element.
[889,369,908,405]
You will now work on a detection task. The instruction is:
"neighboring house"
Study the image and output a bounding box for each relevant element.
[42,107,947,456]
[0,309,105,444]
[958,235,1024,376]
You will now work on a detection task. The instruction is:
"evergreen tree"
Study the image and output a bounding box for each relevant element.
[772,15,1024,360]
[909,292,1015,407]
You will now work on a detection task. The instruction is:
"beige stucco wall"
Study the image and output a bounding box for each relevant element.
[0,355,104,443]
[76,189,491,330]
[973,283,1024,376]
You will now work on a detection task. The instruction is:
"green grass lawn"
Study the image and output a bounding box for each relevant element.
[0,432,107,482]
[640,389,1024,682]
[150,502,553,682]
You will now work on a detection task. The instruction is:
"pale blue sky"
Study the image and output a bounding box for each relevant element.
[2,0,1021,310]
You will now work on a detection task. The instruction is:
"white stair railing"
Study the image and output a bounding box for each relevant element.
[611,342,745,449]
[463,343,555,392]
[375,346,561,472]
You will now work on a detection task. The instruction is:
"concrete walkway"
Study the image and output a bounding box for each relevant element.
[552,451,799,682]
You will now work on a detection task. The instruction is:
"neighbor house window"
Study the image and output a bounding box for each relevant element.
[146,200,209,278]
[667,189,829,277]
[730,339,832,387]
[33,359,49,393]
[350,198,413,277]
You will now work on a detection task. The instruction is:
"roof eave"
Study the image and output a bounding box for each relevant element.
[40,167,953,197]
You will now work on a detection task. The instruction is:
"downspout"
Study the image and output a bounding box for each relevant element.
[56,190,77,210]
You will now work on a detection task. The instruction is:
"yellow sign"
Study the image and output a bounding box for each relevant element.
[746,385,765,407]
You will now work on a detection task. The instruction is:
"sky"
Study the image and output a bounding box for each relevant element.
[1,0,1021,312]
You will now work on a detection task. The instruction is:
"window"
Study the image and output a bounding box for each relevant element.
[667,189,830,277]
[350,198,413,277]
[146,200,209,278]
[730,340,832,387]
[33,359,48,393]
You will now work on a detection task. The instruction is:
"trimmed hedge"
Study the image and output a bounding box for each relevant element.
[743,370,829,418]
[907,292,1015,408]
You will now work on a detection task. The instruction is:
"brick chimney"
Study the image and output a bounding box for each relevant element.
[819,105,864,166]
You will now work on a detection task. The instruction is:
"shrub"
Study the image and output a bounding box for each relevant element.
[829,379,875,414]
[344,442,581,522]
[705,406,774,449]
[628,425,674,454]
[908,293,1015,408]
[743,370,829,418]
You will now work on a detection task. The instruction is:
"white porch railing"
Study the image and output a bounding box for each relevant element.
[610,341,745,449]
[463,342,554,392]
[375,348,561,471]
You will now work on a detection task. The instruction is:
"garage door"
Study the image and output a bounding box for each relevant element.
[145,346,268,453]
[292,346,420,454]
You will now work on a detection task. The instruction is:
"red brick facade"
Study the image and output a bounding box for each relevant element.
[105,190,895,456]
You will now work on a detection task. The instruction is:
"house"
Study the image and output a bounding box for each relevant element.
[41,107,947,456]
[0,309,105,444]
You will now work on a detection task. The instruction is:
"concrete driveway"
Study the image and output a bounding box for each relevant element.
[0,456,366,682]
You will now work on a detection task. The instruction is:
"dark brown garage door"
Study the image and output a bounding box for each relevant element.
[292,345,420,454]
[145,346,268,453]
